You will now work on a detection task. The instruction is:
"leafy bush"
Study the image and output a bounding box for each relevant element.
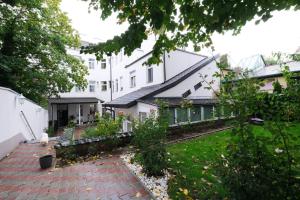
[133,116,167,176]
[133,100,169,176]
[212,67,300,199]
[82,114,124,138]
[45,126,54,137]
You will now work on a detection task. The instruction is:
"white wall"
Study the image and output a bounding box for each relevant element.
[165,50,205,80]
[59,48,111,102]
[115,102,158,120]
[0,87,48,159]
[155,61,220,98]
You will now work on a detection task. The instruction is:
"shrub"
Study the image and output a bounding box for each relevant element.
[133,100,169,176]
[82,115,124,138]
[211,68,300,199]
[133,116,167,176]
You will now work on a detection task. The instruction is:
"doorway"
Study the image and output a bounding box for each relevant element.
[57,104,68,127]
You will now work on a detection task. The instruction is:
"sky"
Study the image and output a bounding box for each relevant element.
[60,0,300,66]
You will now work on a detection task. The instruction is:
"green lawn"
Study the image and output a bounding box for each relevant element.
[166,124,300,199]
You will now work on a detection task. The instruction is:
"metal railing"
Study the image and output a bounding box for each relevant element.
[20,111,37,140]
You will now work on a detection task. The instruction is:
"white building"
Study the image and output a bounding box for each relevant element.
[48,39,221,130]
[105,51,221,125]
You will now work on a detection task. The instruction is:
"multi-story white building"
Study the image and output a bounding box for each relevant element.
[48,39,221,130]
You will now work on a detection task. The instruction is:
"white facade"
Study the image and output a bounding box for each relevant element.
[111,49,205,99]
[50,38,219,127]
[59,47,111,102]
[155,61,220,98]
[0,87,48,159]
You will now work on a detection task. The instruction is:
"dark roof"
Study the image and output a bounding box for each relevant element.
[49,97,103,104]
[104,55,218,108]
[138,97,218,107]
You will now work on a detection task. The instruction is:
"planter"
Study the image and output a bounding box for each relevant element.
[39,155,53,169]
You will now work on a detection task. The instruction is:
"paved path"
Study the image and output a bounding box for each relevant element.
[0,142,151,200]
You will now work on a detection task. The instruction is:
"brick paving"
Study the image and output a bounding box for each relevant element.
[0,142,151,200]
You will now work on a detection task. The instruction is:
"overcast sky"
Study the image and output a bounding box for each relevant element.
[61,0,300,65]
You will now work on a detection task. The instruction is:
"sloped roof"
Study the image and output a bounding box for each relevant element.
[138,97,218,107]
[104,56,217,108]
[250,61,300,79]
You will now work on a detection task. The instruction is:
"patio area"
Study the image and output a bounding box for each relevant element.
[0,142,151,200]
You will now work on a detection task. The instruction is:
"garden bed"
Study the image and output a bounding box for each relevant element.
[121,153,171,200]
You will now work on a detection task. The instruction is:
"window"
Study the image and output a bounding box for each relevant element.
[115,79,119,92]
[147,67,153,83]
[101,81,107,91]
[75,86,82,92]
[191,106,201,122]
[101,59,106,69]
[177,108,189,123]
[139,112,147,122]
[203,106,214,120]
[182,90,191,98]
[130,71,136,88]
[168,108,176,125]
[89,81,96,92]
[194,82,202,90]
[88,58,95,69]
[120,76,123,91]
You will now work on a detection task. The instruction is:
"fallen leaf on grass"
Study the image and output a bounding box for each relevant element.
[183,189,189,196]
[135,192,141,197]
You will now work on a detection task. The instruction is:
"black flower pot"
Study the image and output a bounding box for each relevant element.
[39,155,53,169]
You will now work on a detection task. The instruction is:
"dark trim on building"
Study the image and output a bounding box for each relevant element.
[175,48,207,58]
[125,51,153,68]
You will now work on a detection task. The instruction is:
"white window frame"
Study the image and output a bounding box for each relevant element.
[89,81,96,92]
[120,76,123,91]
[101,59,106,69]
[147,66,153,83]
[88,58,95,69]
[101,81,107,91]
[115,79,119,92]
[130,71,136,88]
[139,112,147,122]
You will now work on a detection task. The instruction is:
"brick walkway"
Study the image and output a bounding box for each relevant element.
[0,142,151,200]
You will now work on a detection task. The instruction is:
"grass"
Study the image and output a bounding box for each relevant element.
[166,123,300,199]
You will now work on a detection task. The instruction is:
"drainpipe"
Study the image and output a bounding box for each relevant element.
[163,51,166,82]
[108,53,114,118]
[108,53,113,101]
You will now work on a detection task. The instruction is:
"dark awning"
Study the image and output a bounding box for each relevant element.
[48,97,103,104]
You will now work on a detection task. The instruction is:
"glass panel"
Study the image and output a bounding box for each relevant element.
[191,106,201,122]
[177,108,188,123]
[203,106,214,120]
[168,108,176,125]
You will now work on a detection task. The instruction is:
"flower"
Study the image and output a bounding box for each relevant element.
[275,148,283,153]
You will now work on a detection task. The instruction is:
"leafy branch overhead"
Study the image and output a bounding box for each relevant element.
[81,0,300,64]
[0,0,88,104]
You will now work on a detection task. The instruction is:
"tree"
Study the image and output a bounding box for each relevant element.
[82,0,299,64]
[0,0,88,104]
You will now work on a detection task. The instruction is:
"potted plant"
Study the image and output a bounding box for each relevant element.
[39,155,53,169]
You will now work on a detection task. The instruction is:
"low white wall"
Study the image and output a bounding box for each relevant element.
[0,87,48,159]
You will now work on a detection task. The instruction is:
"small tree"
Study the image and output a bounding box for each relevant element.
[133,100,169,176]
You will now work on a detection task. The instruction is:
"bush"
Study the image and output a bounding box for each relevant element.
[82,114,124,138]
[45,126,55,137]
[133,100,169,176]
[133,116,167,176]
[213,68,300,199]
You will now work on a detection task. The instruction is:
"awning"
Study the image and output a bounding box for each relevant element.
[48,97,103,104]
